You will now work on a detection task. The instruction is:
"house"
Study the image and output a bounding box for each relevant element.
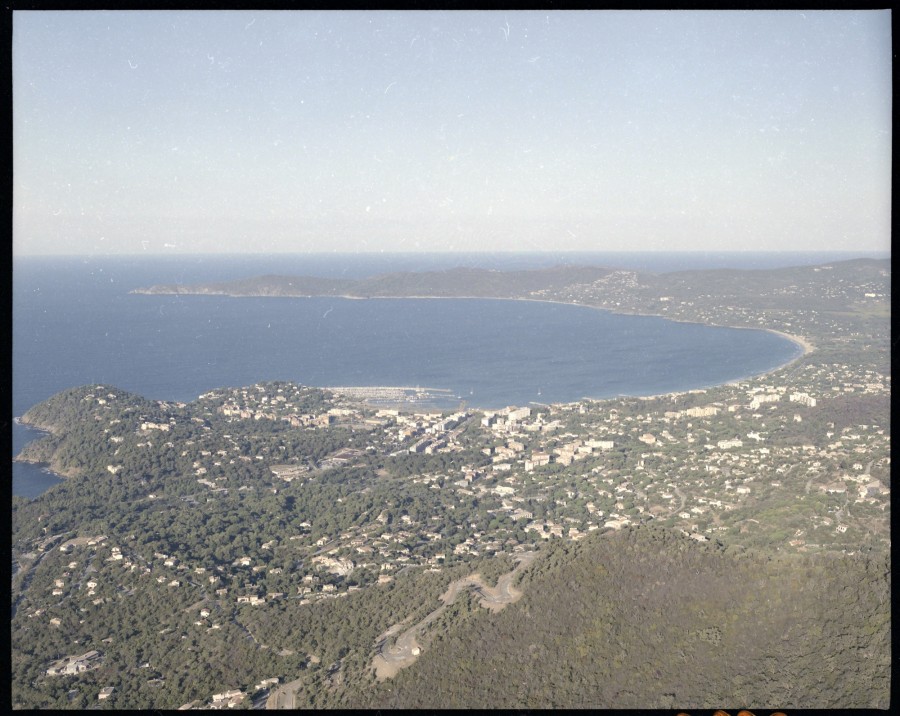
[524,453,551,471]
[603,517,631,530]
[717,438,744,450]
[863,480,886,497]
[98,687,115,700]
[46,651,102,676]
[211,689,244,704]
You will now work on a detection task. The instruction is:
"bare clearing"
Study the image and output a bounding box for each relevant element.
[371,552,536,681]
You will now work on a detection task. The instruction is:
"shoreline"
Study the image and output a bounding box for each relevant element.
[763,327,815,358]
[49,292,817,414]
[314,293,816,409]
[134,285,817,359]
[16,293,817,493]
[313,292,818,401]
[13,455,79,478]
[13,418,80,487]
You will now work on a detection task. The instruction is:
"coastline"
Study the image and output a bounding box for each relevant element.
[128,287,818,404]
[337,293,817,394]
[13,455,79,479]
[763,327,815,359]
[13,418,80,487]
[16,290,817,495]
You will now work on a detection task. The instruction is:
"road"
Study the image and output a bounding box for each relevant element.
[660,478,685,519]
[265,552,537,707]
[370,552,536,681]
[804,468,817,495]
[11,533,74,619]
[266,676,305,710]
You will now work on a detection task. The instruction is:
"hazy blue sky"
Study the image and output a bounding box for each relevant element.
[13,10,892,256]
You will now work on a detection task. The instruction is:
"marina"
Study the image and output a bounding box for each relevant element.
[327,385,456,406]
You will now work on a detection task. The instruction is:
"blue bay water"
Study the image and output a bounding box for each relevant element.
[12,251,874,498]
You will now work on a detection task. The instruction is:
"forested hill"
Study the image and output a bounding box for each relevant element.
[11,370,891,707]
[20,385,162,433]
[357,526,890,709]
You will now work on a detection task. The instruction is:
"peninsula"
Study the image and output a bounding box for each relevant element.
[133,258,888,366]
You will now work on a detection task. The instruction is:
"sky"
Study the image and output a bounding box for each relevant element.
[12,10,893,256]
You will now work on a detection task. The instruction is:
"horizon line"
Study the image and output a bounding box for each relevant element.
[12,249,891,258]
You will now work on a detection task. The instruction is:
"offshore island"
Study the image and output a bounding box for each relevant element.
[12,258,890,709]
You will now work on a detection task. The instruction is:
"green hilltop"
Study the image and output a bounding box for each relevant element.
[359,526,890,709]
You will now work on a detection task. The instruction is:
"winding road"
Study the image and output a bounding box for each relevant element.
[370,552,536,681]
[264,552,537,708]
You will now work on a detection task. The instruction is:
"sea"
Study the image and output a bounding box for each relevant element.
[10,250,883,498]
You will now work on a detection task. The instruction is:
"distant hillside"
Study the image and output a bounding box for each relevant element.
[131,258,890,315]
[133,274,357,297]
[628,258,892,312]
[353,265,618,298]
[357,526,890,709]
[132,265,618,298]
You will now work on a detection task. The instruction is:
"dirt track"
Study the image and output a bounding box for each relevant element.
[265,552,537,707]
[371,552,536,681]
